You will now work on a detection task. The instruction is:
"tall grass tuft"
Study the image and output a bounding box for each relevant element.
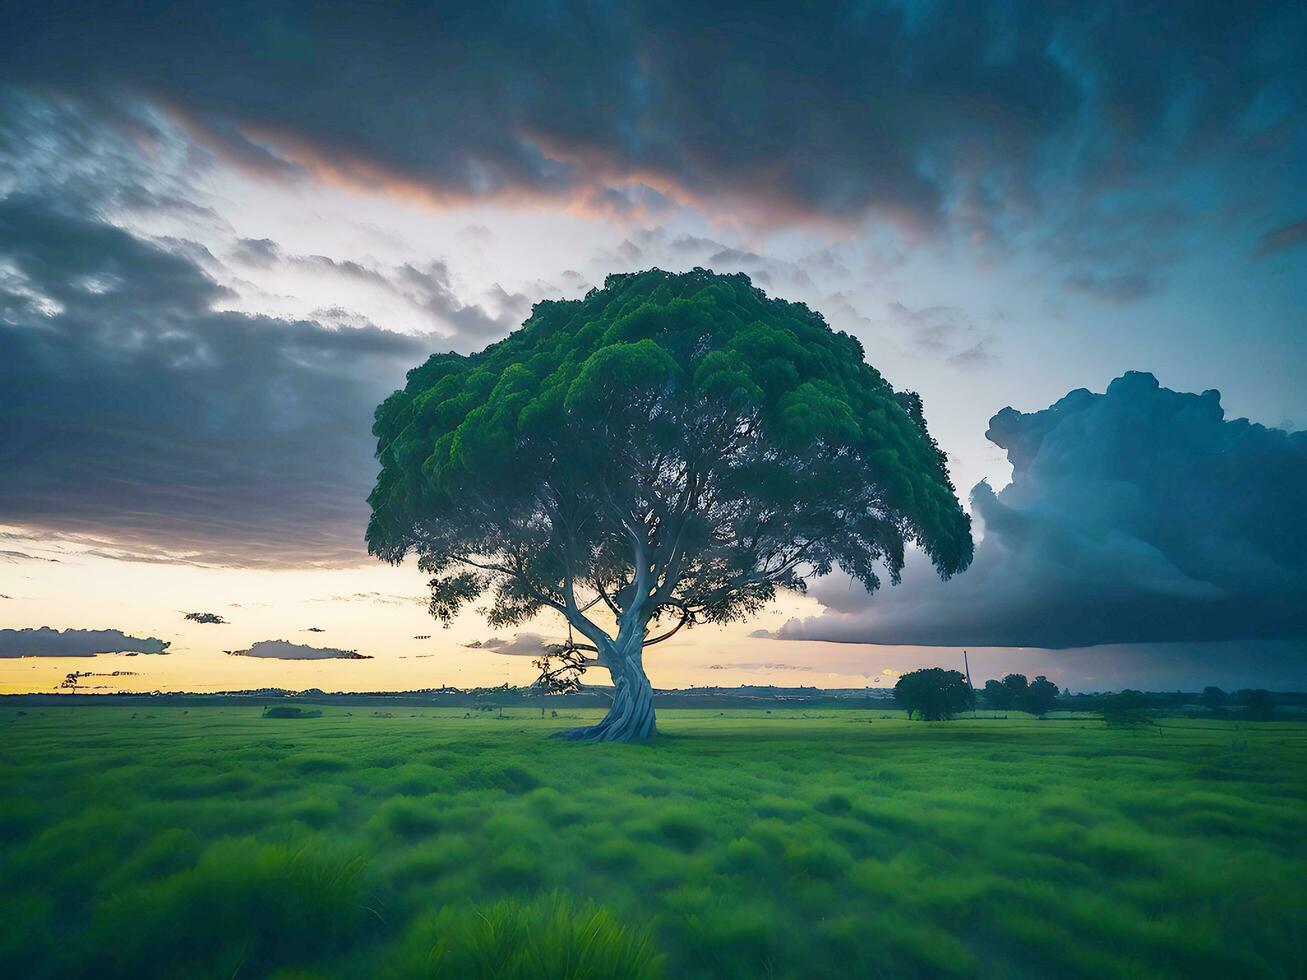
[388,892,664,979]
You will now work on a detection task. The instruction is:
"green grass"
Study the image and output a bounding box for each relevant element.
[2,707,1304,978]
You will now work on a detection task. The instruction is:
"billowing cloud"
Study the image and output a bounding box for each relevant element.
[226,639,371,660]
[1,1,1301,248]
[778,372,1307,649]
[0,194,435,566]
[467,633,563,658]
[0,627,170,658]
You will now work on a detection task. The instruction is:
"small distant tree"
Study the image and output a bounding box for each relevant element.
[1024,676,1060,718]
[895,668,973,721]
[1100,690,1155,728]
[1200,686,1226,714]
[1240,689,1275,721]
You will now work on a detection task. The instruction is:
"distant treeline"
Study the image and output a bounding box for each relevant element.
[1056,687,1300,719]
[4,683,1304,716]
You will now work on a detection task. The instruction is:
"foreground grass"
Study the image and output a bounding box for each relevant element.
[2,707,1304,978]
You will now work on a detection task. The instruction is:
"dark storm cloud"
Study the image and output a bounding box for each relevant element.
[0,195,435,566]
[0,627,170,658]
[2,1,1302,240]
[777,372,1307,648]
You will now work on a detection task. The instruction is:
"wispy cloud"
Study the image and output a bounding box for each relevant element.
[1251,217,1307,258]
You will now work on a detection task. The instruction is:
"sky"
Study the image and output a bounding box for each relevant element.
[1,1,1305,694]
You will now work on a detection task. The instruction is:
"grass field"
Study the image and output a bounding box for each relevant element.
[2,706,1304,978]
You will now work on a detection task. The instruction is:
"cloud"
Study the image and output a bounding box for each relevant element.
[321,592,425,606]
[948,342,997,370]
[0,627,170,658]
[1251,217,1307,258]
[225,639,371,660]
[601,228,823,291]
[232,237,527,346]
[467,633,563,658]
[705,663,814,672]
[230,237,281,267]
[0,550,60,563]
[1063,271,1157,304]
[184,612,227,625]
[3,1,1300,244]
[885,301,999,368]
[394,261,527,342]
[0,194,435,567]
[777,372,1307,649]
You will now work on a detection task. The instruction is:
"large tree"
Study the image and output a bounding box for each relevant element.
[1024,676,1060,718]
[894,668,974,721]
[368,269,973,741]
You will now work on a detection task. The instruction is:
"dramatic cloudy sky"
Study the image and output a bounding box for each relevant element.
[1,1,1304,693]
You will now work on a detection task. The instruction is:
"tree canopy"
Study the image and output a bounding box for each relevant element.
[1100,691,1155,728]
[1200,686,1226,712]
[895,668,974,721]
[368,268,973,740]
[983,673,1060,716]
[1024,676,1060,717]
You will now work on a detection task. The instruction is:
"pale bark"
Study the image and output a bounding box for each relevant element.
[553,625,656,742]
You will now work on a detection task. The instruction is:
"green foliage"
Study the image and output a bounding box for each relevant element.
[981,678,1008,709]
[368,268,972,651]
[86,838,368,977]
[983,673,1029,711]
[1200,686,1226,713]
[895,668,974,720]
[5,706,1305,978]
[388,893,664,980]
[982,674,1060,717]
[1025,676,1060,717]
[263,705,323,719]
[1239,689,1276,721]
[1101,690,1157,728]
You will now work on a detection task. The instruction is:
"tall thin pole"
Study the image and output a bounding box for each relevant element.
[963,651,975,717]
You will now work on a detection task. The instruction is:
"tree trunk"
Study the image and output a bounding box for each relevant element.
[554,631,656,743]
